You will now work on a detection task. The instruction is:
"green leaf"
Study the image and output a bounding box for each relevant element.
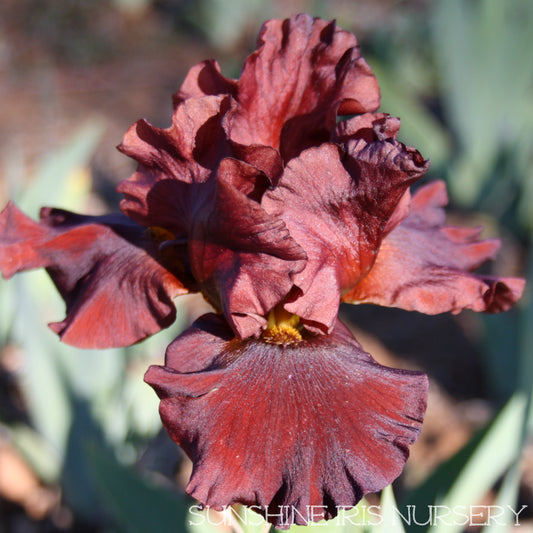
[0,279,15,346]
[431,395,525,533]
[401,395,526,533]
[379,485,406,533]
[59,395,105,520]
[482,464,525,533]
[88,442,189,533]
[12,273,72,455]
[431,0,533,205]
[483,238,533,532]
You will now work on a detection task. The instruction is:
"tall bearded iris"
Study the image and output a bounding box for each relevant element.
[0,14,525,528]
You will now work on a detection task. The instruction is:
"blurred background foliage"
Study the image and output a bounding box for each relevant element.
[0,0,532,532]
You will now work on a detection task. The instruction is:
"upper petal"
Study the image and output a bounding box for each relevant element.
[0,202,187,348]
[262,141,428,333]
[230,14,379,160]
[117,95,231,234]
[190,159,307,338]
[145,314,428,528]
[343,181,525,313]
[334,112,402,145]
[173,59,238,105]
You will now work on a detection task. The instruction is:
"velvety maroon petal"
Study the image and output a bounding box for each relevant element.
[117,95,231,233]
[173,60,238,105]
[262,141,428,333]
[0,202,187,348]
[334,113,402,145]
[190,159,307,338]
[226,14,380,161]
[343,181,525,313]
[145,314,427,528]
[120,96,307,337]
[228,142,284,186]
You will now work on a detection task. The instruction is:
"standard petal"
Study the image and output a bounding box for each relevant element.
[117,95,231,233]
[262,141,428,333]
[343,181,525,313]
[145,314,428,528]
[189,159,307,338]
[226,14,380,161]
[173,59,238,105]
[0,202,187,348]
[334,112,402,145]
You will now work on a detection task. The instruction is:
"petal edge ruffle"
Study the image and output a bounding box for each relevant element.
[343,181,525,314]
[0,202,187,348]
[145,314,428,528]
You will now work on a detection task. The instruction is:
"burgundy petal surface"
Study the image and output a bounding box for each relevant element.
[229,14,380,161]
[117,95,231,234]
[190,159,307,338]
[262,141,428,334]
[174,59,238,105]
[0,202,187,348]
[333,112,402,145]
[145,314,428,528]
[343,181,525,313]
[176,14,380,162]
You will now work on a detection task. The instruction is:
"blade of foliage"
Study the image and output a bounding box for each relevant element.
[60,395,106,521]
[481,312,521,401]
[432,394,525,531]
[11,274,72,456]
[484,238,533,532]
[0,279,15,347]
[401,394,526,533]
[88,440,189,533]
[432,0,533,205]
[379,485,406,533]
[483,465,524,533]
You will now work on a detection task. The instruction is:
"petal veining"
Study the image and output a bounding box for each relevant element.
[145,314,428,528]
[0,202,187,348]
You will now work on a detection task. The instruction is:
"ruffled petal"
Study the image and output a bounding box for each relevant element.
[228,14,380,161]
[117,95,231,234]
[175,15,380,163]
[334,112,402,145]
[0,202,187,348]
[173,59,238,105]
[145,314,428,528]
[190,159,307,338]
[343,181,525,313]
[262,141,428,333]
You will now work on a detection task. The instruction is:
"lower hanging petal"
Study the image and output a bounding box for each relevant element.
[343,181,525,313]
[0,202,188,348]
[145,314,428,528]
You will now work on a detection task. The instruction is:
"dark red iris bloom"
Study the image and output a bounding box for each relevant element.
[0,14,525,528]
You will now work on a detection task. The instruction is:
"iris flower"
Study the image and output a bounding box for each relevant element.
[0,14,524,528]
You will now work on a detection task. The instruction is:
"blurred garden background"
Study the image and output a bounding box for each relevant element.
[0,0,532,531]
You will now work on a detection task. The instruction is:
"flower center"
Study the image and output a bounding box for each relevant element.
[262,305,302,346]
[145,226,194,285]
[146,226,175,243]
